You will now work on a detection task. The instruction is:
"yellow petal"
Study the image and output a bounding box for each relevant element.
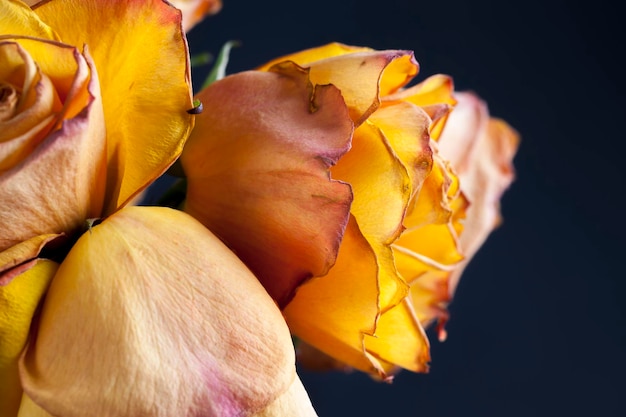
[384,74,457,141]
[33,0,194,212]
[257,42,372,71]
[266,49,418,125]
[0,234,61,279]
[364,297,430,374]
[169,0,222,32]
[367,101,433,201]
[20,206,300,417]
[182,65,353,308]
[0,41,61,170]
[0,259,57,417]
[403,151,457,229]
[0,42,106,252]
[284,216,384,376]
[0,0,59,41]
[332,120,411,312]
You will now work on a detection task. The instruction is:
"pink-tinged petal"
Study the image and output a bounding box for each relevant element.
[34,0,194,212]
[266,50,418,126]
[182,64,353,308]
[20,206,309,417]
[0,0,59,41]
[438,92,519,295]
[0,44,106,252]
[0,259,57,417]
[0,41,62,171]
[169,0,222,32]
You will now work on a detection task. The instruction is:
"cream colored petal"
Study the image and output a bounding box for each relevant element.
[20,206,300,417]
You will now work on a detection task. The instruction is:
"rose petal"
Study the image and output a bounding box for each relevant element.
[438,92,519,295]
[20,206,302,417]
[0,0,59,41]
[266,49,418,126]
[331,120,412,311]
[33,0,194,212]
[169,0,222,32]
[257,42,372,71]
[363,297,430,374]
[384,74,457,140]
[284,216,384,376]
[0,234,62,281]
[0,259,57,417]
[0,44,106,252]
[182,64,353,307]
[0,41,62,170]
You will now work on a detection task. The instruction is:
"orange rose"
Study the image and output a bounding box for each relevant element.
[182,43,518,379]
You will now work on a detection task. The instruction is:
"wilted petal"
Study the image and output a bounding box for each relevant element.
[20,206,305,417]
[384,74,457,140]
[182,64,353,308]
[169,0,222,32]
[364,298,430,375]
[33,0,194,212]
[264,49,418,125]
[284,216,384,376]
[0,259,57,417]
[331,120,411,312]
[0,42,106,251]
[438,92,519,295]
[257,42,372,71]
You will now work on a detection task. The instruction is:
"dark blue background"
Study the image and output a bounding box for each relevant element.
[186,1,625,415]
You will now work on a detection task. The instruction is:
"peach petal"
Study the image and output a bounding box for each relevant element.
[0,47,106,251]
[20,206,304,417]
[182,65,353,307]
[439,92,519,296]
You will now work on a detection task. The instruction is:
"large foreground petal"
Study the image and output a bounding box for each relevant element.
[20,206,307,417]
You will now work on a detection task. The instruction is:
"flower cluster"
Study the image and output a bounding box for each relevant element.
[1,1,518,416]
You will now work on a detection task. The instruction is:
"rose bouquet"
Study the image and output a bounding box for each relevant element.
[0,1,518,416]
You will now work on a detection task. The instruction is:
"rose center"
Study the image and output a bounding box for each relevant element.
[0,82,20,122]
